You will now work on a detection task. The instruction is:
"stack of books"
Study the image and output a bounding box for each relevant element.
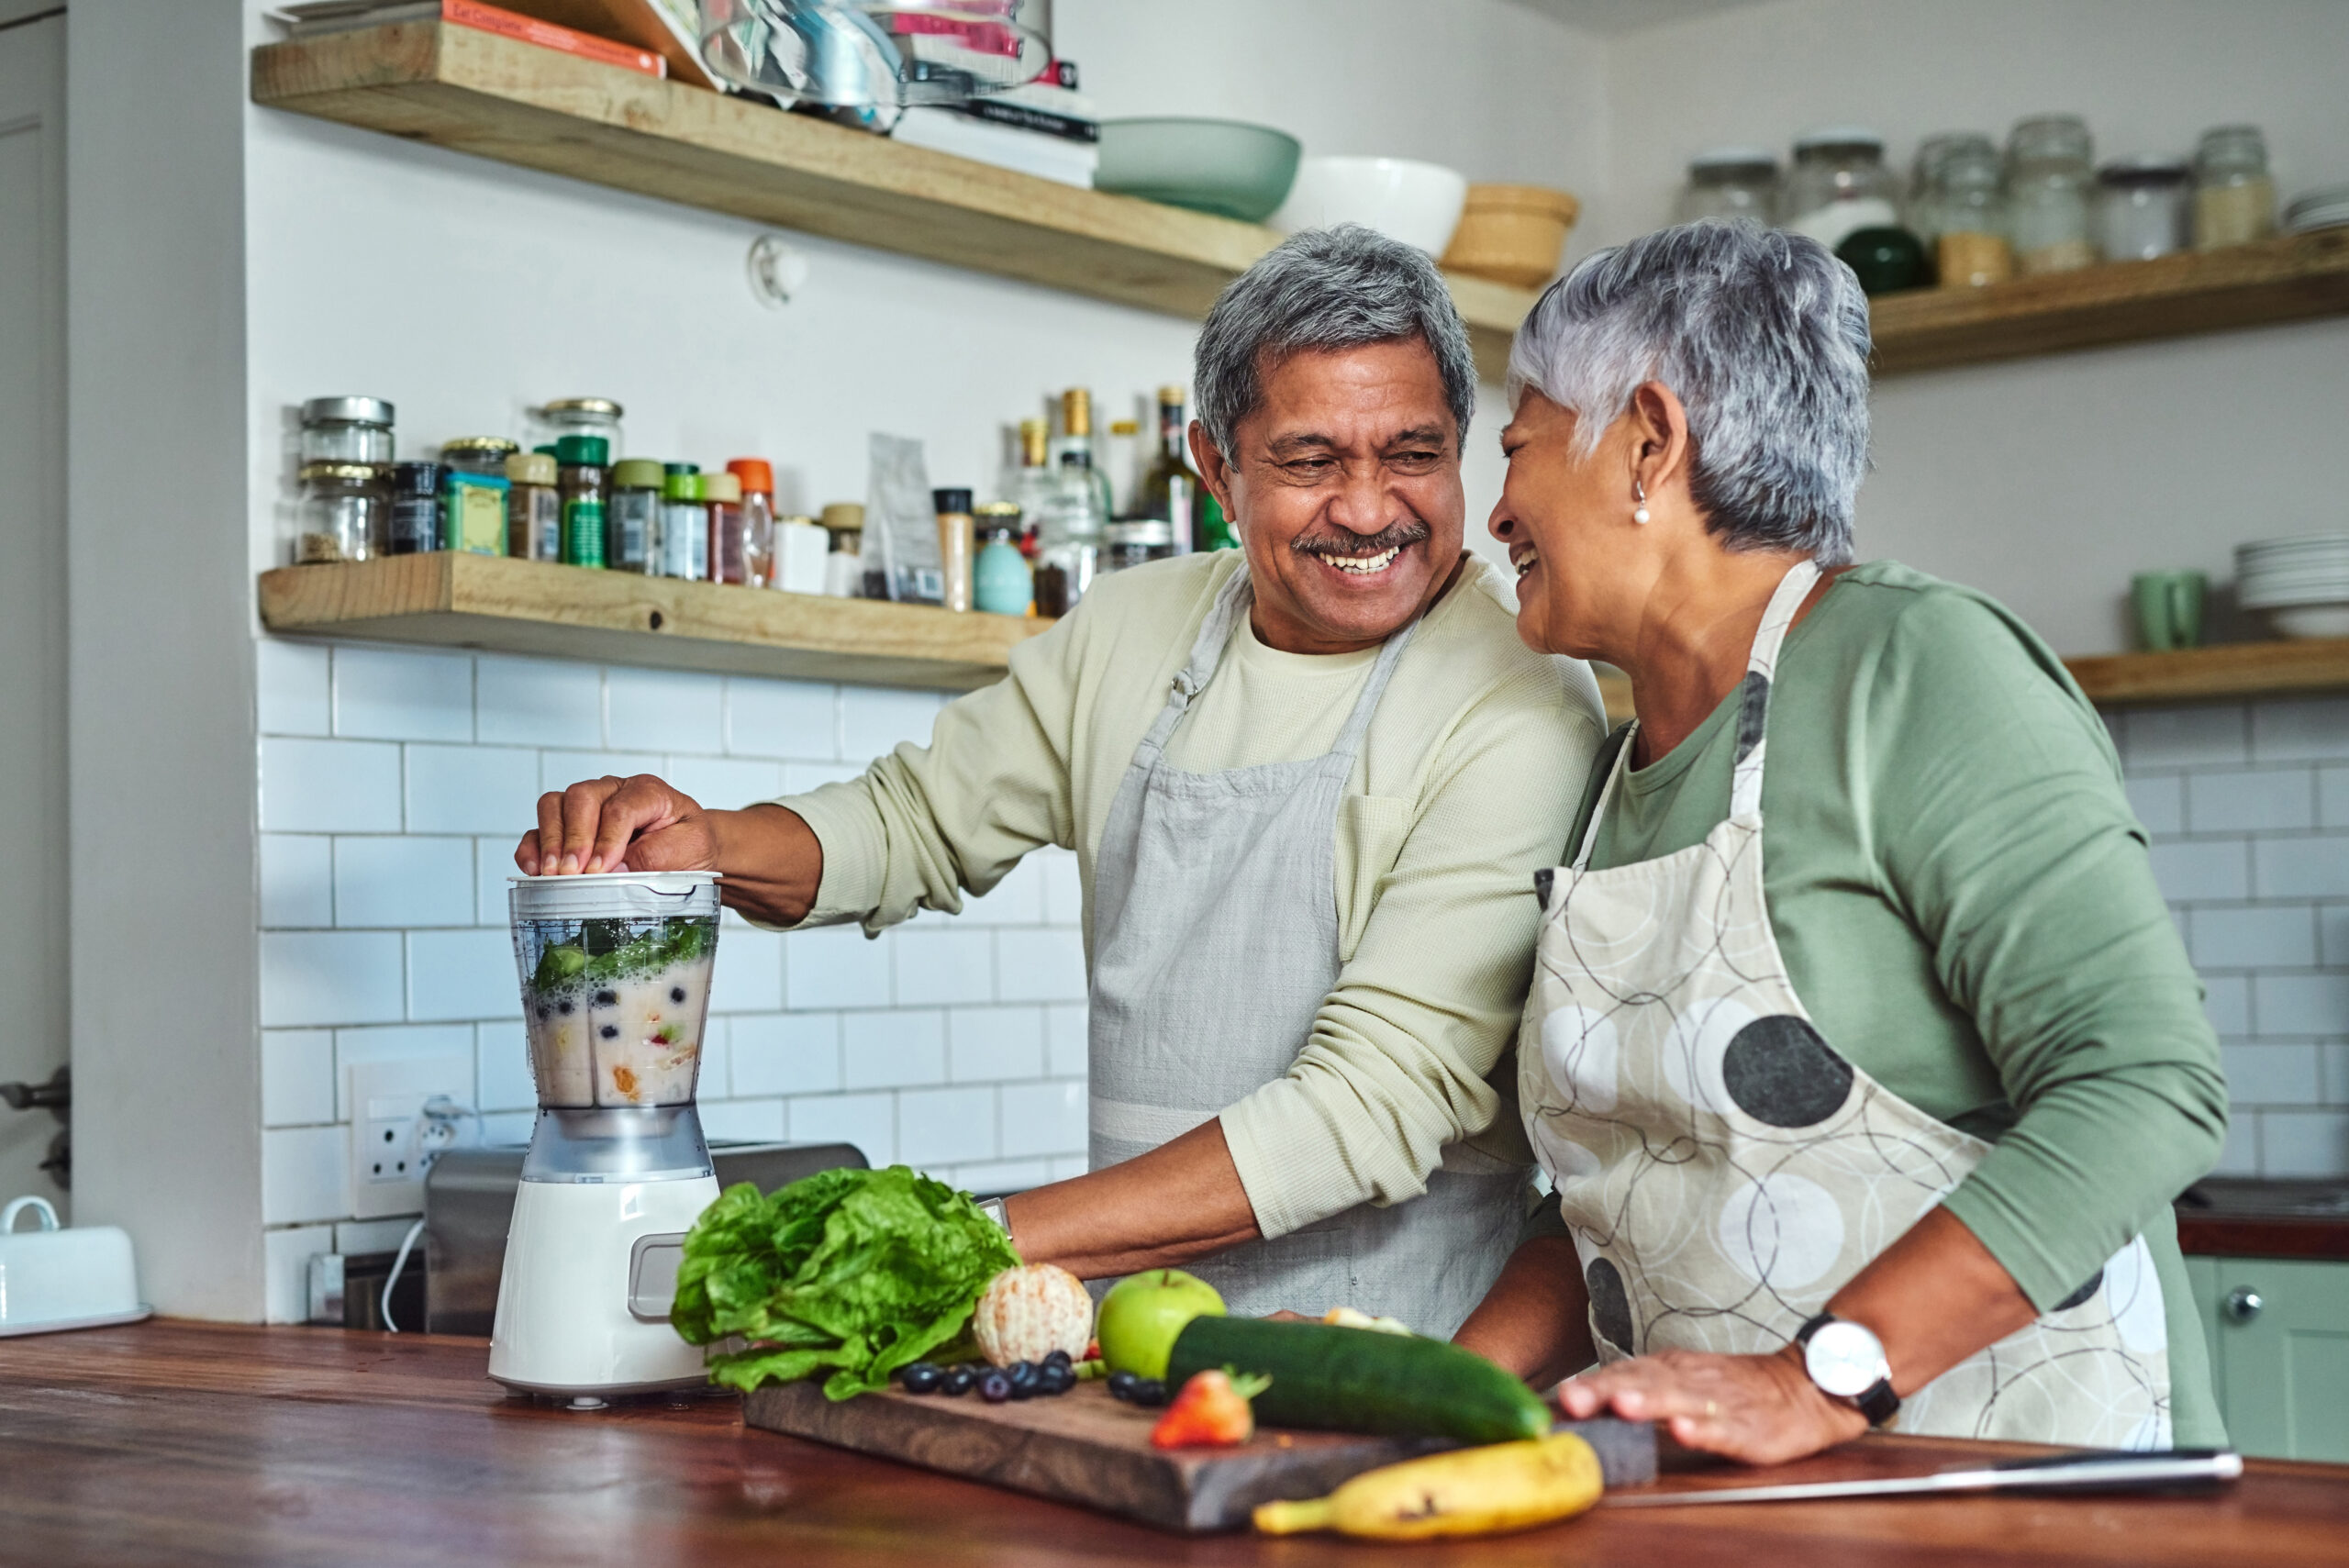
[267,0,670,77]
[889,67,1099,189]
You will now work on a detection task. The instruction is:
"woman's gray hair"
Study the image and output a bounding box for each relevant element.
[1507,220,1871,564]
[1194,225,1477,459]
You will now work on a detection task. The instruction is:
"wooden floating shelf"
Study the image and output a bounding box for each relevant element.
[2065,638,2349,708]
[1870,228,2349,373]
[257,554,1049,691]
[247,21,1538,381]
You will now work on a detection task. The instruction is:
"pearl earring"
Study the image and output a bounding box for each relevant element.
[1632,477,1651,526]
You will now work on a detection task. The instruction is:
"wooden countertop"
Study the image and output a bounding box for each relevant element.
[5,1321,2345,1566]
[2177,1181,2349,1262]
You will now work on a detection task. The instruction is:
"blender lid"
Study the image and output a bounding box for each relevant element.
[509,870,721,918]
[509,872,720,888]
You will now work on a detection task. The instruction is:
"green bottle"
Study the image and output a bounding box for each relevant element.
[555,433,609,569]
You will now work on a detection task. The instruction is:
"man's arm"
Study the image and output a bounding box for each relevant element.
[1006,1119,1261,1278]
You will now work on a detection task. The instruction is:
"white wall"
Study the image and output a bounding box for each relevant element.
[1600,0,2349,653]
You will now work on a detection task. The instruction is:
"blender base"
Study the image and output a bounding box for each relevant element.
[487,1173,719,1398]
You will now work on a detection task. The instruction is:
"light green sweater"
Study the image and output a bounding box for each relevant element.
[779,550,1609,1240]
[1568,561,2228,1445]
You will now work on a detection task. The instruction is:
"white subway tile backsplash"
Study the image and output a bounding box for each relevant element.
[997,929,1087,1003]
[261,834,334,928]
[698,1018,733,1106]
[257,639,331,737]
[262,738,404,833]
[475,1019,536,1113]
[728,678,839,761]
[2189,905,2317,970]
[407,928,521,1022]
[2124,706,2246,768]
[730,1013,841,1097]
[476,837,518,923]
[263,1125,349,1225]
[2147,840,2251,904]
[843,1009,947,1090]
[961,856,1046,926]
[895,927,996,1006]
[2121,773,2183,837]
[332,1025,476,1118]
[263,1223,335,1324]
[786,925,891,1011]
[1045,1004,1089,1078]
[2321,767,2349,829]
[2253,973,2349,1038]
[1048,1155,1089,1182]
[476,657,603,749]
[333,647,473,742]
[701,1098,787,1144]
[1038,852,1085,926]
[788,1092,894,1162]
[334,837,474,929]
[949,1007,1044,1083]
[2212,1116,2260,1177]
[482,1110,534,1146]
[2185,768,2313,834]
[999,1081,1086,1160]
[2202,975,2252,1036]
[2258,1110,2349,1177]
[784,761,865,794]
[2326,1042,2349,1105]
[2251,697,2349,763]
[951,1159,1054,1195]
[540,750,664,791]
[663,755,783,811]
[262,930,406,1028]
[406,745,540,836]
[2220,1041,2322,1106]
[2251,835,2349,900]
[708,928,784,1014]
[899,1085,998,1168]
[262,1030,336,1127]
[607,668,724,754]
[841,688,942,762]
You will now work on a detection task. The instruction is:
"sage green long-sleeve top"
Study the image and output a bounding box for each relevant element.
[777,550,1609,1240]
[1564,561,2228,1444]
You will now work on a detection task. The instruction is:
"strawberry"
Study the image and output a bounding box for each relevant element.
[1149,1369,1273,1450]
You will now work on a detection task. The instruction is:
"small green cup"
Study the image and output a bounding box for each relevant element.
[2132,571,2208,651]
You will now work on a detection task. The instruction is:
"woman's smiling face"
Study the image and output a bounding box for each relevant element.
[1489,388,1630,659]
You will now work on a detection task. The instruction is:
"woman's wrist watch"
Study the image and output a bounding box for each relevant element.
[1793,1313,1900,1426]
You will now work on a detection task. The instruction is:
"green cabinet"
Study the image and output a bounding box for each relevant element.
[2187,1253,2349,1462]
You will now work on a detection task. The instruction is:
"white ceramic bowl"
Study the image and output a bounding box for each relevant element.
[2266,604,2349,639]
[1271,156,1470,255]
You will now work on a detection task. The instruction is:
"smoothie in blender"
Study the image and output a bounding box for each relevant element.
[518,912,714,1107]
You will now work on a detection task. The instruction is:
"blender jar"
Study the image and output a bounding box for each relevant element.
[510,872,719,1112]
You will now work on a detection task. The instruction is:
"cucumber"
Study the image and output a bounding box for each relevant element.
[1164,1317,1548,1444]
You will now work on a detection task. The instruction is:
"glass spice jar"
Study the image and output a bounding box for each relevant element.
[704,471,746,585]
[607,459,664,574]
[1934,138,2014,287]
[1783,128,1899,252]
[1103,518,1175,573]
[2005,114,2097,274]
[1675,148,1780,226]
[299,396,395,466]
[660,468,707,581]
[383,461,443,556]
[2096,156,2191,261]
[531,397,624,459]
[1908,132,1990,252]
[554,434,609,569]
[2193,125,2277,250]
[295,462,384,564]
[506,450,562,562]
[440,438,517,556]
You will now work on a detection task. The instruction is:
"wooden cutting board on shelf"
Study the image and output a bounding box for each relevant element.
[743,1379,1655,1533]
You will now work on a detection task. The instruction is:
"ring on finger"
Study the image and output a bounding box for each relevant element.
[1705,1400,1719,1418]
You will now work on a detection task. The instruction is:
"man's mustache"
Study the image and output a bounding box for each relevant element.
[1289,519,1432,558]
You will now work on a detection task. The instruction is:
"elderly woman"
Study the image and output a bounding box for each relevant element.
[1449,221,2228,1464]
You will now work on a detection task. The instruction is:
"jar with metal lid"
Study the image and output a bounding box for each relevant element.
[1908,132,1989,250]
[295,462,384,564]
[1783,129,1898,252]
[531,397,624,458]
[383,461,443,556]
[1933,138,2012,286]
[554,434,609,569]
[299,397,395,465]
[440,438,517,556]
[2004,115,2096,274]
[2193,125,2276,250]
[607,459,662,573]
[506,450,562,562]
[2096,156,2191,261]
[1675,148,1780,226]
[1102,518,1174,573]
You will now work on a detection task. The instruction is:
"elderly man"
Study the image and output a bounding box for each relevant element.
[518,227,1607,1334]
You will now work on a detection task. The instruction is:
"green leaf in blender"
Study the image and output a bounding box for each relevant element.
[530,941,590,990]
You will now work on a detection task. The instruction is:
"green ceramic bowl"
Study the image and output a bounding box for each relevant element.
[1095,118,1302,224]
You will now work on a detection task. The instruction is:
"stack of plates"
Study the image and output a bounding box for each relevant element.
[2238,534,2349,639]
[2286,184,2349,236]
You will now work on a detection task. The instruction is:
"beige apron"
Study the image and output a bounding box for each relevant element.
[1520,560,2172,1448]
[1088,562,1526,1336]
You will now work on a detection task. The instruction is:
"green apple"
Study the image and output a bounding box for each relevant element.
[1096,1269,1226,1380]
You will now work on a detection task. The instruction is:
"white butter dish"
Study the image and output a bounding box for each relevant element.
[0,1195,150,1336]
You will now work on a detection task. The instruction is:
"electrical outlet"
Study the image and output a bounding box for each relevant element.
[347,1055,473,1220]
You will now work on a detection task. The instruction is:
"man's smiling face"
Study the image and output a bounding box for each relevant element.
[1195,337,1466,655]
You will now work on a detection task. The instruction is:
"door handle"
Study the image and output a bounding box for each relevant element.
[2222,1286,2263,1323]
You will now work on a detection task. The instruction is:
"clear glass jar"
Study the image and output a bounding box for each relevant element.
[607,459,664,574]
[1102,519,1174,573]
[2004,115,2096,274]
[1676,148,1779,226]
[299,396,395,466]
[704,472,746,585]
[441,438,517,558]
[1908,132,1990,250]
[1933,139,2013,287]
[530,397,625,459]
[1782,129,1898,251]
[383,461,443,556]
[2096,156,2191,261]
[295,462,384,564]
[506,451,562,562]
[2193,125,2276,250]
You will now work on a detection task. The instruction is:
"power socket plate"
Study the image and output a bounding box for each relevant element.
[347,1054,473,1220]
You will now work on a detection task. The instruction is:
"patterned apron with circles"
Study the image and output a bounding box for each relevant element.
[1519,560,2173,1448]
[1088,562,1527,1336]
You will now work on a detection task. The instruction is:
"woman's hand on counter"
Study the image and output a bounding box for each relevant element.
[1555,1348,1867,1464]
[515,776,823,926]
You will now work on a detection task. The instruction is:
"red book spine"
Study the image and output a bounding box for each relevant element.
[438,0,667,78]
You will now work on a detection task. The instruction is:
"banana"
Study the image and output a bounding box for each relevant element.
[1253,1433,1603,1540]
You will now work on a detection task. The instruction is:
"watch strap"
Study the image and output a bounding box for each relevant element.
[1794,1313,1901,1427]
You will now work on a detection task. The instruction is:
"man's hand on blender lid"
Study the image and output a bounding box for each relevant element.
[517,773,716,877]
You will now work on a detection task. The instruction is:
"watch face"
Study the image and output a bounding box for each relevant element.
[1804,1319,1888,1398]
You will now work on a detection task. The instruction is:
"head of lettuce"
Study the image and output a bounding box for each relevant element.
[671,1164,1020,1399]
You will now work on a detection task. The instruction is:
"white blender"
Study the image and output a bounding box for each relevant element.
[490,871,723,1407]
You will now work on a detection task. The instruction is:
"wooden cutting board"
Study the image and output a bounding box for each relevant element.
[743,1379,1654,1533]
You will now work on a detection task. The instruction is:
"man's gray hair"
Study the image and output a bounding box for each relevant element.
[1194,225,1477,459]
[1506,220,1871,564]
